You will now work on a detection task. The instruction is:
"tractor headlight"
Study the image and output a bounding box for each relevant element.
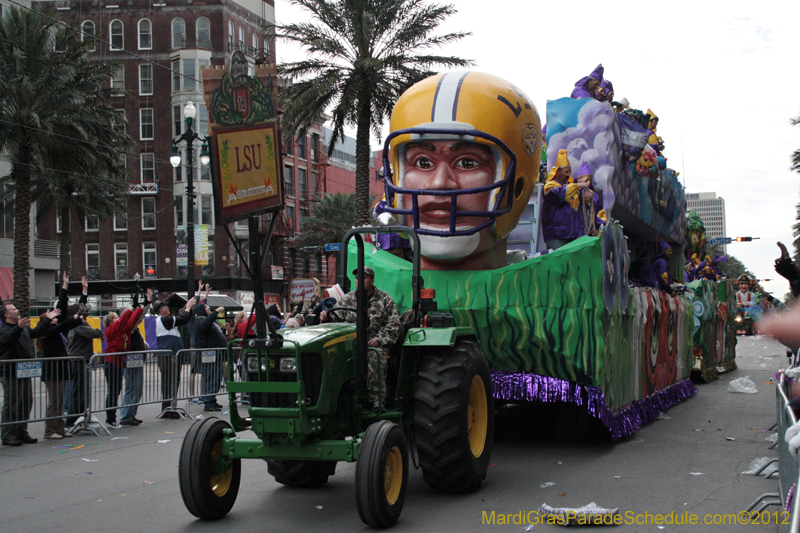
[279,357,297,373]
[735,316,742,323]
[246,357,274,372]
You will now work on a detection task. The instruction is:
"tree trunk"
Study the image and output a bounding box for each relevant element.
[59,200,72,277]
[12,136,33,316]
[353,83,373,227]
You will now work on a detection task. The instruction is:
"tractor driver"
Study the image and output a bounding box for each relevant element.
[320,266,401,412]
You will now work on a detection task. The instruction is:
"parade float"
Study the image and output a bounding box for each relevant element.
[682,212,738,382]
[346,71,736,441]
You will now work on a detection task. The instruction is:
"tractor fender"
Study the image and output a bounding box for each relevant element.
[402,327,478,349]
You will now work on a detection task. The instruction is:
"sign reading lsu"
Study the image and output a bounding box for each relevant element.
[202,51,283,224]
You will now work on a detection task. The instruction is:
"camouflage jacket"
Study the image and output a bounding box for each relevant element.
[333,287,401,348]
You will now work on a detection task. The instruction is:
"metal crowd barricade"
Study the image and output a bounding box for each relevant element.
[749,373,800,531]
[1,356,85,436]
[174,347,238,408]
[82,350,183,432]
[174,347,230,405]
[777,374,800,532]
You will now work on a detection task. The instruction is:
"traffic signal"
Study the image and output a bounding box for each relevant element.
[735,237,752,242]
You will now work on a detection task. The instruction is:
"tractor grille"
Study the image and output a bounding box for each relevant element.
[249,352,323,408]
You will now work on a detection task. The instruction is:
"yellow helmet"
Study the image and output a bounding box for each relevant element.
[382,72,541,239]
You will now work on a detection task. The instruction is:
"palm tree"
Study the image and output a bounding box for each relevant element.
[31,116,133,275]
[296,192,373,277]
[0,7,130,314]
[276,0,472,226]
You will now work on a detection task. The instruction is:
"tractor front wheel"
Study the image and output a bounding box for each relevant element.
[179,417,241,519]
[356,420,409,528]
[414,339,494,493]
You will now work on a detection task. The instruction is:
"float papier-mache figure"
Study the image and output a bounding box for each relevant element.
[357,70,734,441]
[381,71,541,271]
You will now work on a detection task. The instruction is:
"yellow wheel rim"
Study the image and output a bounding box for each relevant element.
[384,445,403,505]
[467,374,488,458]
[209,441,233,497]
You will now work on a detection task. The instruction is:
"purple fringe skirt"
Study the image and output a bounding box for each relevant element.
[492,370,698,441]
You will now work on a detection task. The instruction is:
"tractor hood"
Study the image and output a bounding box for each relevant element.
[279,322,356,348]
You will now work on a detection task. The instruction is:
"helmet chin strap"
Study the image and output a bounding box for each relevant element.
[418,231,481,260]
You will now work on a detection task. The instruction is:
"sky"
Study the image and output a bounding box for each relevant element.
[273,0,800,298]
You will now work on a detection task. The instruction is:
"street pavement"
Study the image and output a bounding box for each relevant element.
[0,335,792,532]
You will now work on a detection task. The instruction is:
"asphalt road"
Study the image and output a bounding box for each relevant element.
[0,335,792,532]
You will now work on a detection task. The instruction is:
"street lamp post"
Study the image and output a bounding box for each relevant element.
[171,101,210,300]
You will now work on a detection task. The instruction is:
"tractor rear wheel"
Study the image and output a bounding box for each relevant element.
[356,420,409,528]
[179,417,241,519]
[414,339,494,493]
[267,459,336,487]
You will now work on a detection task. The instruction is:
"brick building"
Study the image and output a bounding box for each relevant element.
[32,0,369,306]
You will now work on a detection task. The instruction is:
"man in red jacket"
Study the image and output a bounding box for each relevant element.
[102,303,145,428]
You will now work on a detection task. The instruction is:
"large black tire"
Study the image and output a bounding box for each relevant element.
[414,339,494,493]
[267,459,336,487]
[356,420,409,528]
[746,324,754,336]
[179,417,241,520]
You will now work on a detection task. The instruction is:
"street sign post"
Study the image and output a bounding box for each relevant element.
[325,243,342,252]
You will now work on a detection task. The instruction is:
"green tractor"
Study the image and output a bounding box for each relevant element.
[179,226,495,528]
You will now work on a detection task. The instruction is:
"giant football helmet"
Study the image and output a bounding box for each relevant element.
[382,72,542,239]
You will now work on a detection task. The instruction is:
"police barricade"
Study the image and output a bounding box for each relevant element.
[1,356,86,441]
[174,347,239,411]
[777,374,800,532]
[82,350,182,433]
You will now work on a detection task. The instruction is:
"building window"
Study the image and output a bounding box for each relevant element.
[298,167,307,198]
[284,164,294,196]
[172,17,186,49]
[173,104,182,137]
[171,59,180,93]
[288,248,296,277]
[140,108,154,140]
[139,64,153,95]
[140,153,155,182]
[85,214,99,232]
[56,210,65,234]
[263,35,269,58]
[109,20,123,51]
[173,147,184,183]
[111,65,124,93]
[81,21,95,51]
[142,198,156,230]
[296,135,306,160]
[183,59,196,91]
[252,34,258,54]
[138,19,152,50]
[115,243,128,279]
[197,17,211,48]
[143,242,157,278]
[197,100,209,136]
[200,194,212,226]
[228,20,234,50]
[114,212,127,231]
[86,244,100,276]
[310,133,319,162]
[300,206,308,233]
[287,205,295,237]
[238,26,245,50]
[175,199,184,227]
